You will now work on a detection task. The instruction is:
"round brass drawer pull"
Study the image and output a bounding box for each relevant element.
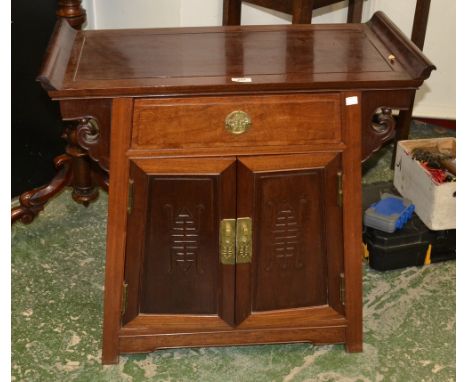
[225,111,251,135]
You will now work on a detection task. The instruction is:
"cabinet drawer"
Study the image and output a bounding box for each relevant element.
[132,94,342,150]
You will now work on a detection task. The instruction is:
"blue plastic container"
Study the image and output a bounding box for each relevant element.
[364,193,415,233]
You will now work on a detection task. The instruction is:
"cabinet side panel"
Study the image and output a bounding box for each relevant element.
[253,170,328,311]
[341,91,363,352]
[140,177,219,314]
[101,98,134,365]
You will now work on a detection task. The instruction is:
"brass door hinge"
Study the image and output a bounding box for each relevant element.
[121,281,128,317]
[339,272,345,306]
[337,171,343,207]
[127,179,134,214]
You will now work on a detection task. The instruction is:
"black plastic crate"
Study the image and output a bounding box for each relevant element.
[364,217,431,271]
[428,229,456,263]
[362,182,456,271]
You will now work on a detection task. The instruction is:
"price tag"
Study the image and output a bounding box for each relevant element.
[231,77,252,83]
[345,96,359,106]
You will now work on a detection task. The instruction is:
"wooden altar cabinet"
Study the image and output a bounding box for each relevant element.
[36,12,434,363]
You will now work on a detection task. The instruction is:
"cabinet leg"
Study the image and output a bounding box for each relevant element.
[391,106,414,168]
[345,340,364,353]
[101,345,120,365]
[11,154,73,224]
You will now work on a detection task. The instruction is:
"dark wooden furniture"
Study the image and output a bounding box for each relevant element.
[411,0,432,51]
[11,0,95,224]
[11,0,74,201]
[11,0,433,224]
[393,0,432,162]
[223,0,432,167]
[223,0,364,25]
[34,11,434,364]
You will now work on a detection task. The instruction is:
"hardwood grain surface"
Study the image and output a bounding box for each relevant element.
[340,91,363,352]
[132,94,342,150]
[101,98,133,364]
[119,326,347,354]
[39,12,435,99]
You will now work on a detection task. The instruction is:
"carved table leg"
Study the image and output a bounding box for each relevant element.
[92,163,109,192]
[11,155,73,224]
[12,117,105,224]
[56,0,86,29]
[12,3,101,224]
[63,119,100,206]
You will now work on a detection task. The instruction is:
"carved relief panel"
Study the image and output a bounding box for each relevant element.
[140,178,214,314]
[123,158,237,324]
[254,171,327,311]
[123,153,344,328]
[236,153,344,319]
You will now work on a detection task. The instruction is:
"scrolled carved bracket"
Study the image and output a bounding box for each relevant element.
[76,116,100,147]
[362,106,397,162]
[59,99,111,172]
[62,116,100,156]
[372,107,396,135]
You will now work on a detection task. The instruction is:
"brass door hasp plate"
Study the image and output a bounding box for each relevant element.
[220,218,236,265]
[236,217,252,264]
[219,217,253,264]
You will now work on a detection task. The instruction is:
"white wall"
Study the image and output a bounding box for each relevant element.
[367,1,455,119]
[81,0,455,120]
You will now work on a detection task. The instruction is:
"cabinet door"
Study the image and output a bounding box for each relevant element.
[236,153,344,325]
[123,157,237,327]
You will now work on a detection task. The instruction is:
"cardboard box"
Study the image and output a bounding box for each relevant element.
[393,138,456,230]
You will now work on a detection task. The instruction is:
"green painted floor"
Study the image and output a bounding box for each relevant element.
[12,121,455,381]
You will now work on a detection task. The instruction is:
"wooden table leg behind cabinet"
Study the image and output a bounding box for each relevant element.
[11,117,108,224]
[11,0,93,224]
[56,0,86,30]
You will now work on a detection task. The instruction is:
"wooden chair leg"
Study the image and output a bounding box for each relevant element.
[411,0,431,50]
[389,0,430,167]
[223,0,242,25]
[391,105,414,168]
[291,0,314,24]
[347,0,363,23]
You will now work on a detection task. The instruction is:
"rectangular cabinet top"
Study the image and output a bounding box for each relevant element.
[38,12,434,99]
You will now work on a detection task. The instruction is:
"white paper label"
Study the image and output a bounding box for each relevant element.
[231,77,252,83]
[345,96,359,106]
